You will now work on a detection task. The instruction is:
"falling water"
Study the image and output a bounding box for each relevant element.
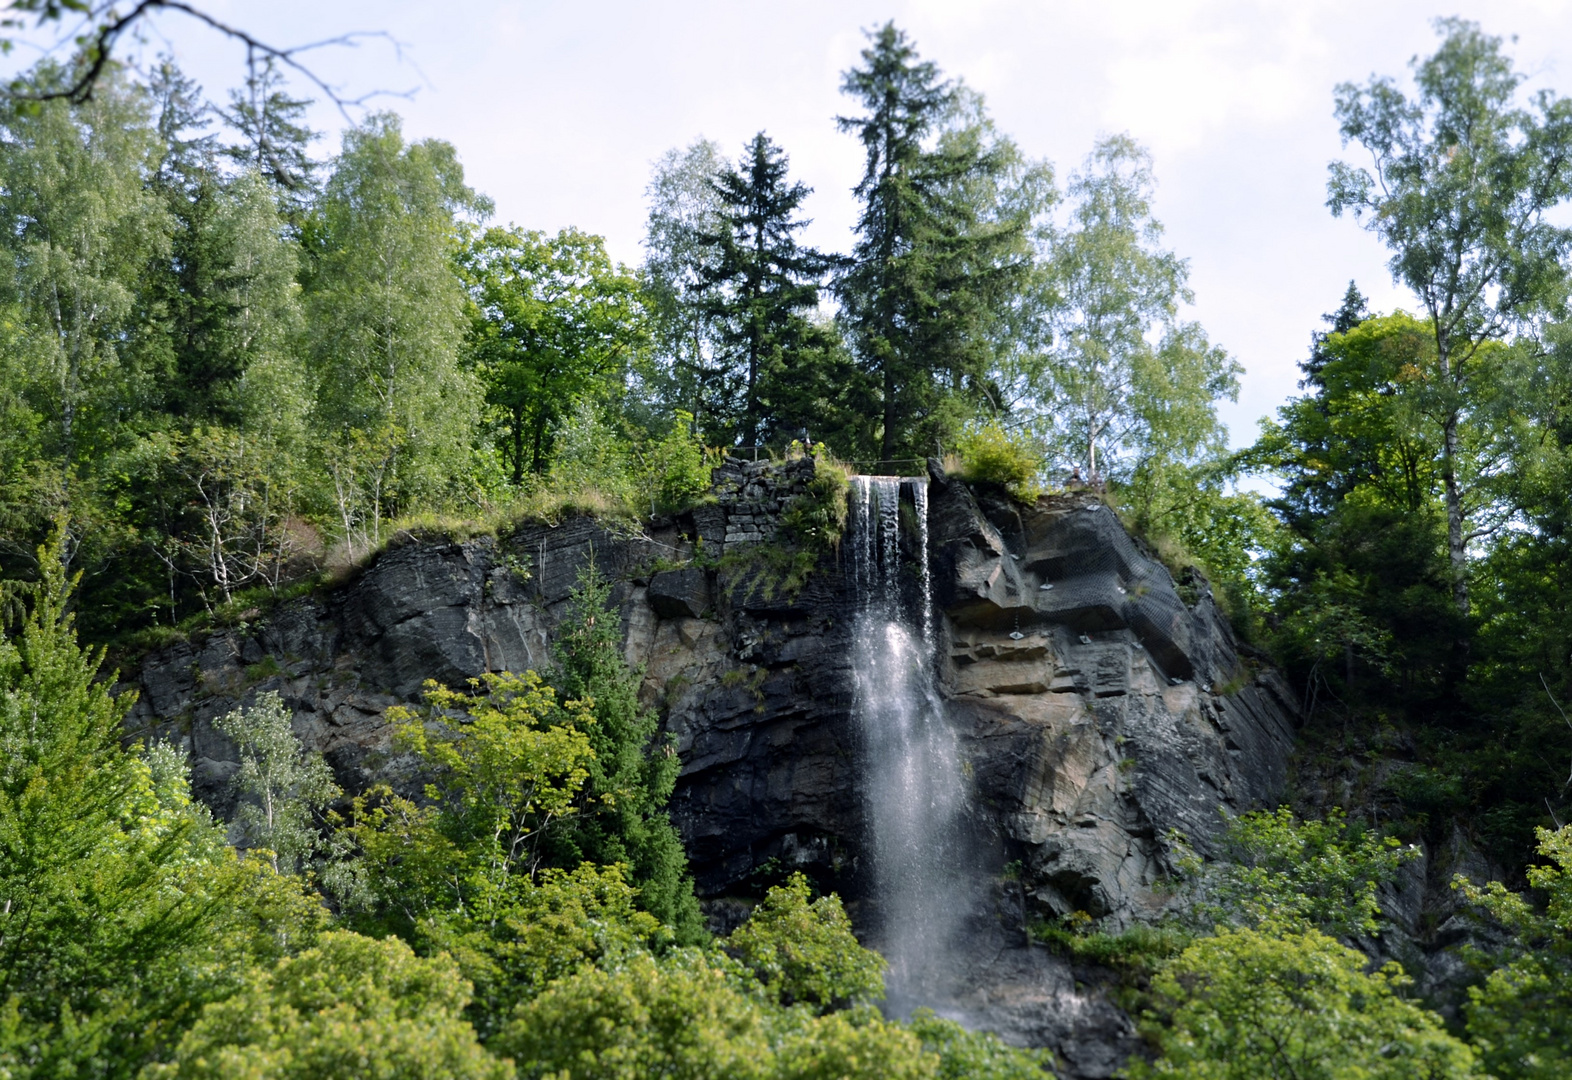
[848,475,973,1014]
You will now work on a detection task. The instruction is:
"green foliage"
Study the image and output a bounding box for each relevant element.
[549,562,702,938]
[0,533,330,1076]
[498,949,773,1080]
[425,862,668,1037]
[688,133,837,448]
[905,1010,1054,1080]
[778,457,849,552]
[1031,921,1190,978]
[1129,926,1481,1079]
[728,873,886,1011]
[1456,826,1572,1079]
[215,692,340,874]
[462,225,646,484]
[1186,808,1416,939]
[145,931,508,1080]
[836,24,1041,462]
[326,668,595,938]
[952,421,1041,498]
[1030,137,1239,490]
[1329,18,1572,618]
[635,410,717,515]
[773,1009,937,1080]
[308,113,488,549]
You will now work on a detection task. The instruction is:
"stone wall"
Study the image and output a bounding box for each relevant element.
[698,455,817,550]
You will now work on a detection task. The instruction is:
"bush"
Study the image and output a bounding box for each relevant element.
[728,873,885,1011]
[1458,825,1572,1079]
[1130,926,1481,1079]
[147,931,508,1080]
[636,410,718,515]
[952,422,1041,498]
[1182,807,1417,938]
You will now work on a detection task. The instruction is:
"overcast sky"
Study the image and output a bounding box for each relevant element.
[20,0,1572,446]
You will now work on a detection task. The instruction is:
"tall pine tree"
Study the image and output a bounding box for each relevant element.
[691,133,834,447]
[835,23,1031,464]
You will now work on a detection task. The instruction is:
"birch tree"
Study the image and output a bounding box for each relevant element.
[1328,17,1572,616]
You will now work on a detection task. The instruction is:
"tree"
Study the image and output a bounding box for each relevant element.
[497,949,775,1080]
[1130,926,1482,1079]
[1457,825,1572,1079]
[307,114,489,544]
[1035,135,1237,487]
[215,692,340,874]
[728,873,885,1012]
[547,563,702,938]
[836,24,1034,463]
[1185,807,1416,939]
[462,226,646,483]
[690,133,836,447]
[327,668,596,940]
[642,139,729,435]
[0,64,170,566]
[1250,304,1474,703]
[1328,17,1572,616]
[220,55,318,222]
[0,529,327,1077]
[146,931,509,1080]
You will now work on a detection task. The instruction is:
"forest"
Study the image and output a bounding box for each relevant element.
[3,8,1572,1079]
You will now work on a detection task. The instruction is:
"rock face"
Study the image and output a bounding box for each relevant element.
[122,458,1299,1079]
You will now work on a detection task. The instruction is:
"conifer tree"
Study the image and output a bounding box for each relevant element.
[548,563,702,940]
[836,24,1032,463]
[221,55,318,226]
[691,133,835,447]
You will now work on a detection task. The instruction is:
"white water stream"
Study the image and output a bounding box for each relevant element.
[848,476,974,1013]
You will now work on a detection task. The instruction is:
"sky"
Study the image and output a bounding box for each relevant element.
[17,0,1572,447]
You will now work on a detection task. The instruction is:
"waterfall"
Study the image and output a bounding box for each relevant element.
[848,475,973,1014]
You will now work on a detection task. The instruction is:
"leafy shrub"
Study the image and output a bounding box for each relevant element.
[1180,807,1417,938]
[146,931,508,1080]
[1031,920,1190,976]
[498,949,773,1080]
[636,410,718,515]
[1129,926,1481,1079]
[905,1009,1054,1079]
[952,422,1041,498]
[1458,825,1572,1079]
[779,457,850,552]
[729,873,885,1011]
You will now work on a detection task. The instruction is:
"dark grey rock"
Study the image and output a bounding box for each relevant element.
[648,568,712,619]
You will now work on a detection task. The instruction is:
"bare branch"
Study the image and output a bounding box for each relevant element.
[1539,672,1572,793]
[10,0,416,119]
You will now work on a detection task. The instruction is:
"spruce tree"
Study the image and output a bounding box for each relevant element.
[220,55,318,227]
[691,133,835,447]
[835,23,1031,463]
[548,563,702,940]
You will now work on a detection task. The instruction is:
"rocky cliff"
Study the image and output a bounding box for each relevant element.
[123,457,1301,1079]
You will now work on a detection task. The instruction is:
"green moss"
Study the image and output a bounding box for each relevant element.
[244,656,283,684]
[1031,919,1191,974]
[780,458,850,552]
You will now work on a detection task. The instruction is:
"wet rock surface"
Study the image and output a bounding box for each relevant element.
[123,458,1301,1079]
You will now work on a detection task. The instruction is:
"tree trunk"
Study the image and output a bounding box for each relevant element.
[511,405,525,487]
[881,349,897,465]
[1441,411,1469,616]
[531,414,548,475]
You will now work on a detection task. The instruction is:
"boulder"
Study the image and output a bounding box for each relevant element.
[648,567,711,619]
